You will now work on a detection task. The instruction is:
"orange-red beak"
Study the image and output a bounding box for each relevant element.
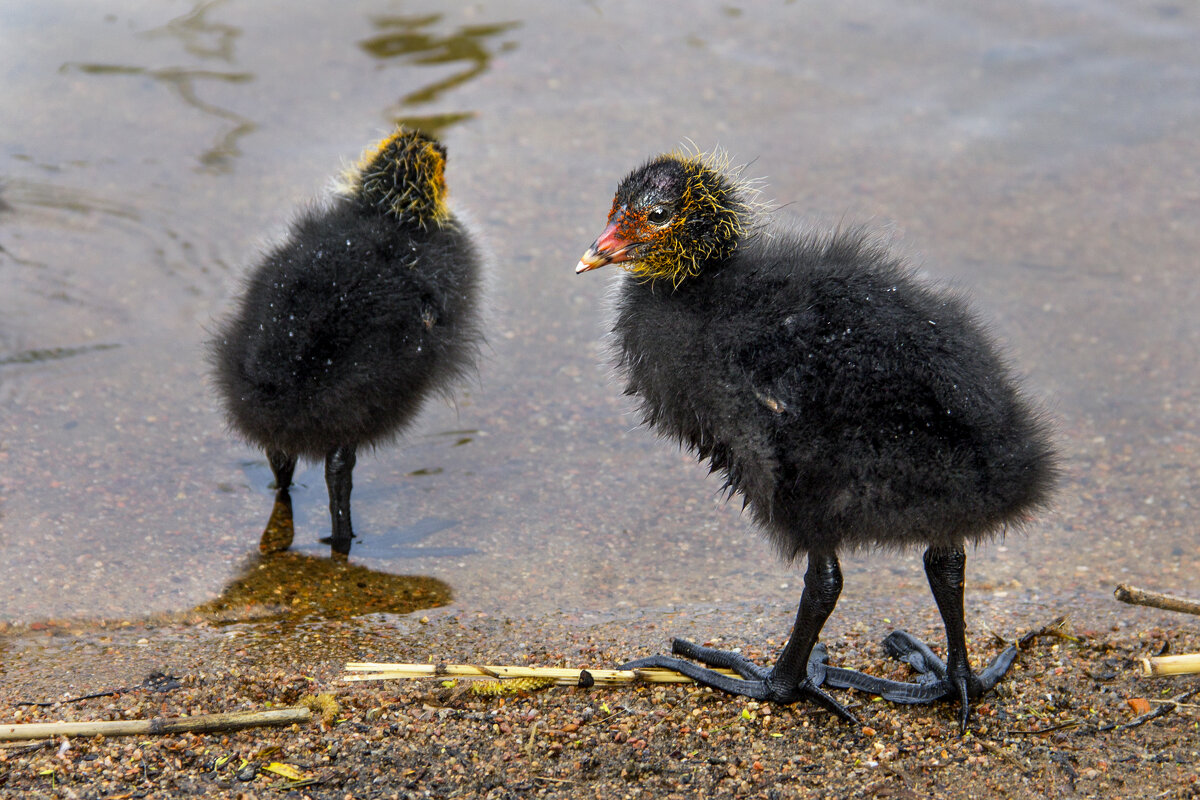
[576,220,635,274]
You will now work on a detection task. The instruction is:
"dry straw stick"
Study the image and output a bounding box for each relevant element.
[0,707,311,743]
[1141,654,1200,678]
[343,662,739,687]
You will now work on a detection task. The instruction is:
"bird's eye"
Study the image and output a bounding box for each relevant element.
[645,206,672,226]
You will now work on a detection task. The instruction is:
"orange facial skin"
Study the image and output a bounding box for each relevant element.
[575,200,660,272]
[576,150,753,286]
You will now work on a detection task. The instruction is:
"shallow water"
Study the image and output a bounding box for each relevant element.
[2,0,1197,639]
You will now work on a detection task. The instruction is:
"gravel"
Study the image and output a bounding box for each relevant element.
[2,601,1198,799]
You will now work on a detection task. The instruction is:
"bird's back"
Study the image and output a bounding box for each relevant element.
[612,227,1055,558]
[213,200,481,457]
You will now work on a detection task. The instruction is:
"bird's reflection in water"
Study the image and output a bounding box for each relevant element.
[195,551,452,623]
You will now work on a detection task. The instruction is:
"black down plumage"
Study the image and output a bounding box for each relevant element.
[212,128,482,557]
[577,150,1055,731]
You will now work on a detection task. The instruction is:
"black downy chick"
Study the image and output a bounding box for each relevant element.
[212,127,482,558]
[576,150,1056,731]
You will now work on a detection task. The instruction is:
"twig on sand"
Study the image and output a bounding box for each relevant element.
[0,707,312,743]
[1015,616,1078,648]
[1117,688,1200,731]
[1007,719,1084,736]
[1114,584,1200,616]
[1146,698,1200,710]
[16,672,182,708]
[1081,688,1200,735]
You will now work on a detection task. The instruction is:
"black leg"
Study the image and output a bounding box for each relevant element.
[259,449,297,554]
[830,545,1018,732]
[925,545,973,731]
[322,444,356,558]
[925,544,1018,732]
[621,552,858,723]
[766,552,843,703]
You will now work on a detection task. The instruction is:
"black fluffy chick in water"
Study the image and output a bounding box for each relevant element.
[576,149,1056,730]
[212,127,482,558]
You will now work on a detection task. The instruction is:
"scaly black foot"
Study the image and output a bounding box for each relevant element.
[621,638,857,723]
[883,630,1016,702]
[821,630,1017,732]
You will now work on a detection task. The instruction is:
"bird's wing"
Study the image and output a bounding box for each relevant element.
[728,302,962,433]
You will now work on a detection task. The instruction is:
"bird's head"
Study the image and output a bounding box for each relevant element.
[337,127,450,228]
[576,150,753,285]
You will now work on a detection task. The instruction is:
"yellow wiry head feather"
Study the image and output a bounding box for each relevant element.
[335,127,450,228]
[619,147,764,287]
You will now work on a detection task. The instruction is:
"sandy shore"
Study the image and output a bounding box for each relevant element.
[2,593,1197,799]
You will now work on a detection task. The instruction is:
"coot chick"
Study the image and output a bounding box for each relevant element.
[576,150,1056,730]
[212,127,482,558]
